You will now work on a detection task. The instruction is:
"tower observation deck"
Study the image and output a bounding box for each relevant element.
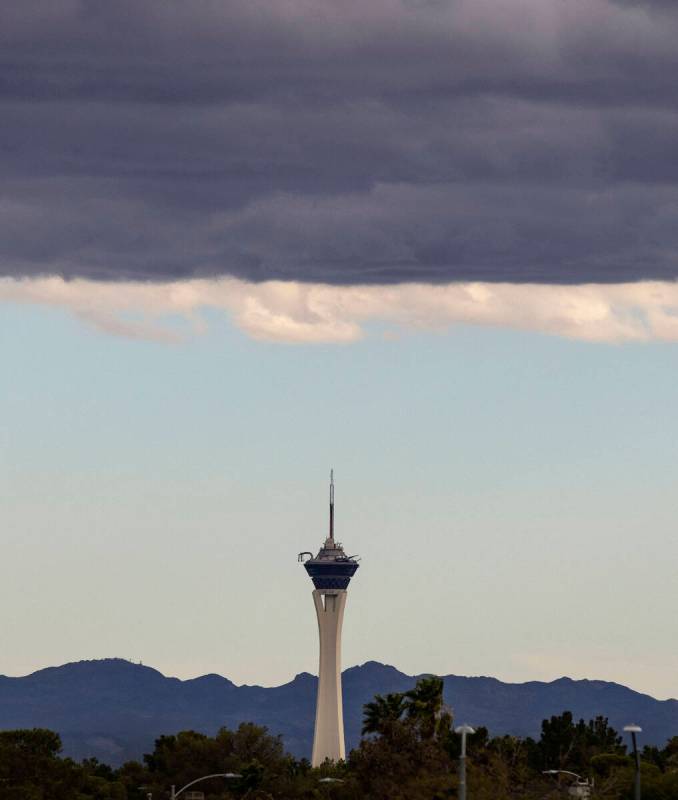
[298,471,359,765]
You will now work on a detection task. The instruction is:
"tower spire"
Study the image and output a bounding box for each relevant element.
[329,469,335,542]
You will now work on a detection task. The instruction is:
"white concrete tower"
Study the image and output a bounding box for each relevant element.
[298,472,359,766]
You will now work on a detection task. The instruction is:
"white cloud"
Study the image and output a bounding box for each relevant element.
[2,276,678,344]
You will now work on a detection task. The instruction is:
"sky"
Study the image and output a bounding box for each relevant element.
[1,0,678,701]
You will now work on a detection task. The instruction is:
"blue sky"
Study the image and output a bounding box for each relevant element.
[2,303,677,699]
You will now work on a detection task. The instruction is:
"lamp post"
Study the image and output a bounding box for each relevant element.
[542,770,593,798]
[169,772,242,800]
[455,724,475,800]
[624,724,642,800]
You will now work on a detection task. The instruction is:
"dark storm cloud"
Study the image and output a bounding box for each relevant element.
[2,0,678,284]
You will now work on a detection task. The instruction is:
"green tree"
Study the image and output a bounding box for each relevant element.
[0,729,96,800]
[361,693,407,737]
[349,719,452,800]
[403,676,449,740]
[643,736,678,774]
[120,723,297,800]
[531,711,625,776]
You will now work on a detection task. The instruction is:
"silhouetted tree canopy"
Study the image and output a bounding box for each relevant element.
[1,690,678,799]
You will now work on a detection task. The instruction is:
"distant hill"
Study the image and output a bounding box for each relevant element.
[0,659,676,766]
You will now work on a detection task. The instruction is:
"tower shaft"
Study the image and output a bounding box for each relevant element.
[311,589,347,765]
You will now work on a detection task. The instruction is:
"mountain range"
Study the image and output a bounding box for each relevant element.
[1,659,676,766]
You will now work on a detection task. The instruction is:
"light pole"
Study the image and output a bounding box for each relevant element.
[455,724,475,800]
[542,770,593,798]
[624,724,642,800]
[169,772,242,800]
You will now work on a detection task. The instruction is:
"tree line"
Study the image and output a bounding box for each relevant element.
[1,676,677,799]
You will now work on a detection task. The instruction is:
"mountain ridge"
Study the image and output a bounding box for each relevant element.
[1,659,676,766]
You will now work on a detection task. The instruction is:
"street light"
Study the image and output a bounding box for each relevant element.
[455,724,475,800]
[542,770,593,798]
[624,724,642,800]
[170,772,242,800]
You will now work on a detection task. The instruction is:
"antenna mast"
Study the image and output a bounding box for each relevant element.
[329,469,335,542]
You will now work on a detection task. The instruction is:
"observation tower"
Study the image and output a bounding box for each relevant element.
[298,471,359,765]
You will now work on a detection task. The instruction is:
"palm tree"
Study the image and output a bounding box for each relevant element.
[361,693,407,736]
[403,676,447,739]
